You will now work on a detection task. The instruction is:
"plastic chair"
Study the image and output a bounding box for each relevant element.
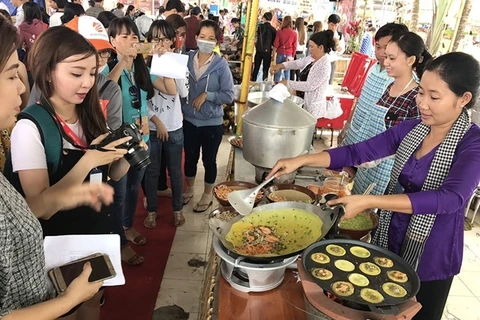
[315,97,355,146]
[341,52,377,97]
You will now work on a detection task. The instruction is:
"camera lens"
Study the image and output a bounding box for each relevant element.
[125,146,151,170]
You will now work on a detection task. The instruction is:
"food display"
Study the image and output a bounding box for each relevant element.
[350,246,371,258]
[387,270,409,283]
[334,260,355,272]
[326,244,346,256]
[225,208,323,257]
[303,240,419,307]
[382,282,407,298]
[332,281,355,297]
[374,257,394,268]
[359,262,381,276]
[312,268,333,280]
[229,137,243,149]
[213,182,263,206]
[268,190,312,203]
[360,288,385,303]
[338,212,375,230]
[348,273,369,287]
[311,253,330,264]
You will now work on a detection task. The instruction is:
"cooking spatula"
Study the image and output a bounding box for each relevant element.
[228,175,275,216]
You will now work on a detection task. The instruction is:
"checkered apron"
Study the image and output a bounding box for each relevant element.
[345,66,394,196]
[344,65,393,146]
[372,110,471,270]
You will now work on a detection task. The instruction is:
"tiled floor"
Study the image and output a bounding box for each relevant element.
[153,134,480,320]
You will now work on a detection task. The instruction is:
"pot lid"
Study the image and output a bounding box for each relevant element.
[243,97,316,128]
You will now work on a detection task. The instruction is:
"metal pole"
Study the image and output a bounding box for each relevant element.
[236,0,259,136]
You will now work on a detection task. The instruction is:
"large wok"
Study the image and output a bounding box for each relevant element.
[208,202,343,263]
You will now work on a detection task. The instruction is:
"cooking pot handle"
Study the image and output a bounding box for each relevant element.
[367,304,399,315]
[321,194,345,234]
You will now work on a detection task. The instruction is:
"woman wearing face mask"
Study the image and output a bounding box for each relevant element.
[107,17,176,265]
[269,52,480,320]
[346,32,431,197]
[143,20,188,228]
[182,20,234,213]
[270,30,336,119]
[8,26,131,319]
[0,17,118,320]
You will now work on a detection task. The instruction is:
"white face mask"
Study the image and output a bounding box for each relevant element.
[197,39,216,54]
[98,64,108,74]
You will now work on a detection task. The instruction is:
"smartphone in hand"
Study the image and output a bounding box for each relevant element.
[51,253,116,293]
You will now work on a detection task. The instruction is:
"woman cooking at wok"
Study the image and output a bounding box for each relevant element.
[267,52,480,320]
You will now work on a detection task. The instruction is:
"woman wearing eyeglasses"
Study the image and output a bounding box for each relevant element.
[143,20,188,228]
[107,17,176,266]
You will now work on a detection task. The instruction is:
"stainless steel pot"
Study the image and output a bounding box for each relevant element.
[247,92,304,109]
[242,97,316,169]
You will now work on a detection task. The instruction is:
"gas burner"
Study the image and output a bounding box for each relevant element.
[213,237,297,293]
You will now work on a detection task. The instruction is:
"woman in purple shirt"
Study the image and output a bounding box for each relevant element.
[268,52,480,320]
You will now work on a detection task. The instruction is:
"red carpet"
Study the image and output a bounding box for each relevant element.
[100,192,177,320]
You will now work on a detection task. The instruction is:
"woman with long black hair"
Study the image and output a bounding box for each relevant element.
[9,26,131,319]
[107,17,176,265]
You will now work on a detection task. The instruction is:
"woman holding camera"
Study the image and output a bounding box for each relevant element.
[107,17,176,265]
[5,26,127,319]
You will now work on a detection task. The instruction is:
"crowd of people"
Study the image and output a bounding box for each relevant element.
[0,2,234,318]
[0,1,479,319]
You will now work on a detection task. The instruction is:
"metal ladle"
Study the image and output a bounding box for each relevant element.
[228,150,309,216]
[228,175,275,216]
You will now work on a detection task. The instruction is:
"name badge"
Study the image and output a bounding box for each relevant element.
[90,168,103,184]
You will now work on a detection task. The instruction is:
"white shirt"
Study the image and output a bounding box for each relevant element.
[14,3,24,27]
[284,54,330,119]
[135,15,153,41]
[327,30,346,63]
[147,79,188,132]
[0,2,8,12]
[11,119,85,172]
[49,12,64,27]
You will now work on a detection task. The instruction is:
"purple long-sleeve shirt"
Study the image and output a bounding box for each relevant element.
[327,119,480,281]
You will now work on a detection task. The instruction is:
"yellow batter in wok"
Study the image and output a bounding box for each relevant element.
[225,208,323,257]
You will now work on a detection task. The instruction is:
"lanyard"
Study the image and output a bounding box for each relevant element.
[123,70,143,125]
[39,96,87,151]
[54,114,87,150]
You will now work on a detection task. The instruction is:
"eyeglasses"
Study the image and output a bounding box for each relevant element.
[98,50,111,58]
[152,37,172,44]
[129,85,141,109]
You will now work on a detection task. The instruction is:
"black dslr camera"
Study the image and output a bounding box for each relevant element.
[100,123,151,170]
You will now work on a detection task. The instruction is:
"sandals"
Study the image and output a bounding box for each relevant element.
[143,212,158,229]
[121,245,144,266]
[193,201,213,213]
[183,193,194,205]
[174,211,186,227]
[124,228,147,246]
